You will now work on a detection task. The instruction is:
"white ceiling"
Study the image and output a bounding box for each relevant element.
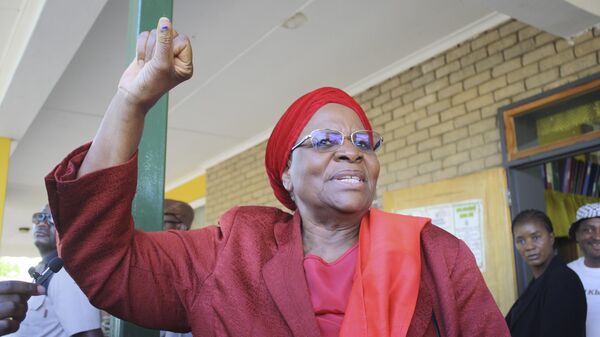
[1,0,598,257]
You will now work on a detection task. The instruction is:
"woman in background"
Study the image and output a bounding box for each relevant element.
[505,209,586,337]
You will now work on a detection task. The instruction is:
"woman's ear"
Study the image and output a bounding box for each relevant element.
[282,167,293,193]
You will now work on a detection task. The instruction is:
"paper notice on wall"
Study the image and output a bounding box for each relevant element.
[395,199,485,271]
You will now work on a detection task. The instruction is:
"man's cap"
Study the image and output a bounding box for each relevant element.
[569,202,600,239]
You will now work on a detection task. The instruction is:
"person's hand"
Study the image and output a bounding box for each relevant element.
[118,17,193,111]
[0,281,45,335]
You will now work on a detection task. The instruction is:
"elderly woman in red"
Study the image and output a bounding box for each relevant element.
[45,18,509,337]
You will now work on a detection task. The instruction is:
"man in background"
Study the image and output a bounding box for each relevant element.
[163,199,195,232]
[161,199,194,337]
[10,205,103,337]
[568,202,600,337]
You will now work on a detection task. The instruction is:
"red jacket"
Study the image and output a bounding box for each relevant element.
[46,144,509,337]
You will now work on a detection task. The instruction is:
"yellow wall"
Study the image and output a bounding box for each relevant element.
[0,138,10,238]
[165,174,206,204]
[383,167,517,314]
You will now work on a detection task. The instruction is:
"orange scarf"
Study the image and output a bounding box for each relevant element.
[340,208,428,337]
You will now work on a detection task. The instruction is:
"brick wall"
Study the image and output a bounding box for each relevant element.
[206,20,600,224]
[206,142,281,224]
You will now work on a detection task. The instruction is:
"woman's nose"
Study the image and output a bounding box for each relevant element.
[334,140,363,162]
[523,240,536,250]
[35,221,49,228]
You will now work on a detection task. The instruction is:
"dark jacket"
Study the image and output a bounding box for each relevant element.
[46,143,510,337]
[505,256,587,337]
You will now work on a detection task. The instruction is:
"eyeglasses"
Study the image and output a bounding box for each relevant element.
[32,212,54,226]
[291,129,383,153]
[163,213,186,230]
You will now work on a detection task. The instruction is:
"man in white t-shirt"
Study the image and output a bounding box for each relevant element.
[10,205,103,337]
[568,202,600,337]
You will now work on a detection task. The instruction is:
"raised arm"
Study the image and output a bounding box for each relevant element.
[78,17,192,178]
[45,18,202,330]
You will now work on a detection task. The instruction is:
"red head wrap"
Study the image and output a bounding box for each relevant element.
[265,87,373,210]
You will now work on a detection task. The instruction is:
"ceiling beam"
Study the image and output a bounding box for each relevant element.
[477,0,600,39]
[0,0,108,154]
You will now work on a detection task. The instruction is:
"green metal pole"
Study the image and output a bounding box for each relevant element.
[128,0,172,233]
[110,1,172,337]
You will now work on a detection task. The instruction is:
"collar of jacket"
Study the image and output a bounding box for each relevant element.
[262,211,321,337]
[260,210,437,337]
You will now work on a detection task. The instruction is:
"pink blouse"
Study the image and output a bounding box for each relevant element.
[303,245,358,337]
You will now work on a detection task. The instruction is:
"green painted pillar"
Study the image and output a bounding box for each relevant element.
[110,1,172,337]
[128,0,171,233]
